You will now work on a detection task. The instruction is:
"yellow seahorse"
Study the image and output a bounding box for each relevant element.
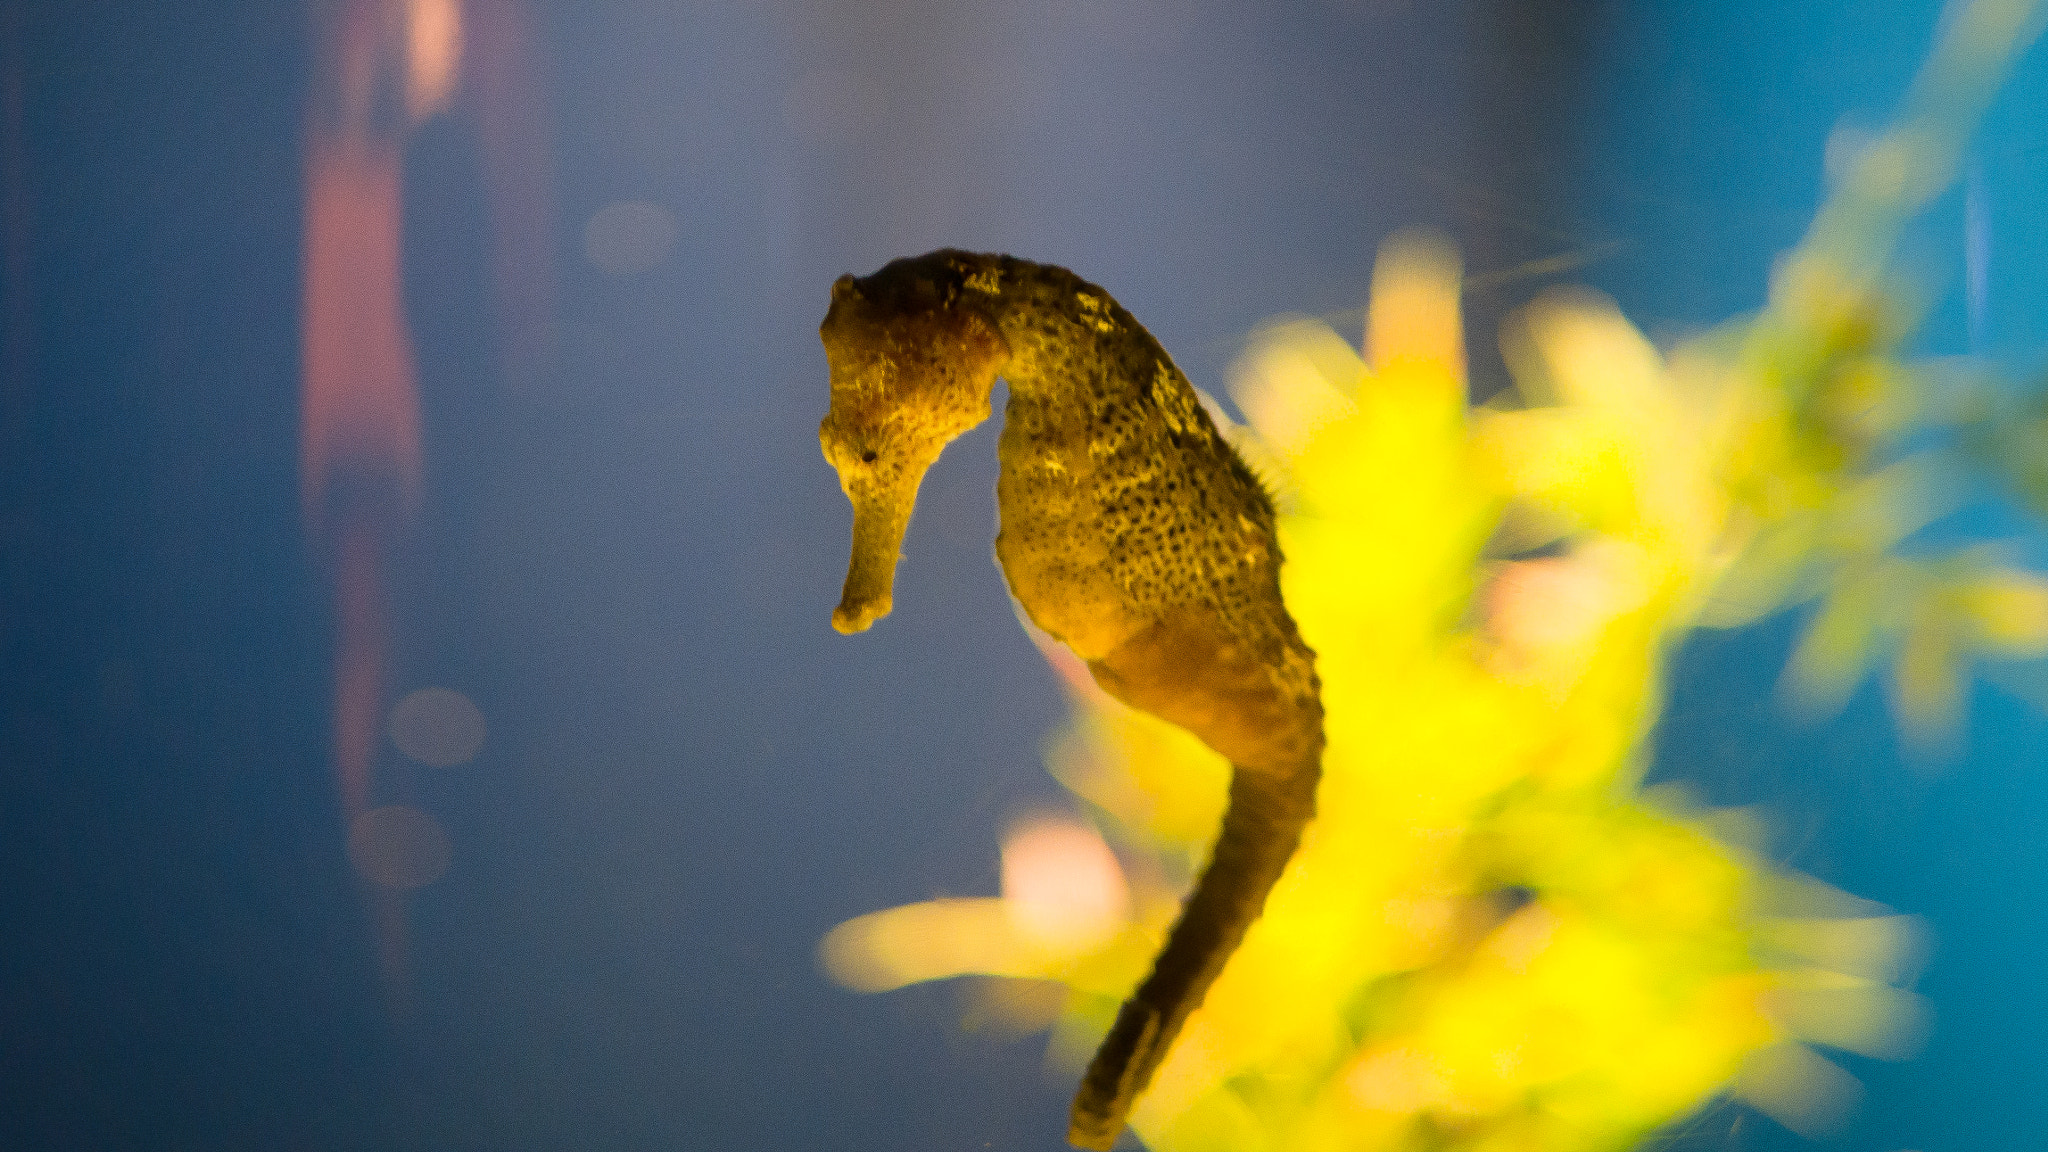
[818,250,1324,1149]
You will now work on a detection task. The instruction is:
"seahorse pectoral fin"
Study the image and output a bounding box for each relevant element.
[833,479,919,633]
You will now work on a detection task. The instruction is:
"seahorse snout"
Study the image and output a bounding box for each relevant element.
[832,483,914,634]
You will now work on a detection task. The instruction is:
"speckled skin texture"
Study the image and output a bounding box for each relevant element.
[819,251,1324,1150]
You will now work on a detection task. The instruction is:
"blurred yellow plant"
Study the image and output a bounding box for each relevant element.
[822,1,2045,1147]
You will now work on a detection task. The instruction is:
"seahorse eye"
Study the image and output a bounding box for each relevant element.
[861,450,878,464]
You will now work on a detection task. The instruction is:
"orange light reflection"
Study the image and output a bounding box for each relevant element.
[301,0,461,994]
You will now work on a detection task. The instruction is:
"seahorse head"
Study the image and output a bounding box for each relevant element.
[820,264,1010,633]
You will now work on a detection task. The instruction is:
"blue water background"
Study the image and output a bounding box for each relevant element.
[0,2,2040,1149]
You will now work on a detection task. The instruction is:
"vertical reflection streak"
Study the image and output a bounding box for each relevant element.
[301,0,549,997]
[301,0,439,992]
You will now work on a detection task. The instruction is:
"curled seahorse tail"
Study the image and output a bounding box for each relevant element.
[1066,765,1318,1150]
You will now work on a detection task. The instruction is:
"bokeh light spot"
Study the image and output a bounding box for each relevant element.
[582,200,677,276]
[347,804,451,890]
[1000,815,1129,951]
[388,686,486,766]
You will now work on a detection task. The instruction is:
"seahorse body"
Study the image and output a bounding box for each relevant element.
[819,250,1324,1150]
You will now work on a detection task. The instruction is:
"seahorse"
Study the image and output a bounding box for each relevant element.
[818,250,1324,1149]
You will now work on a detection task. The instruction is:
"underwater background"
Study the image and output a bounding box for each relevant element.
[1,1,2043,1150]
